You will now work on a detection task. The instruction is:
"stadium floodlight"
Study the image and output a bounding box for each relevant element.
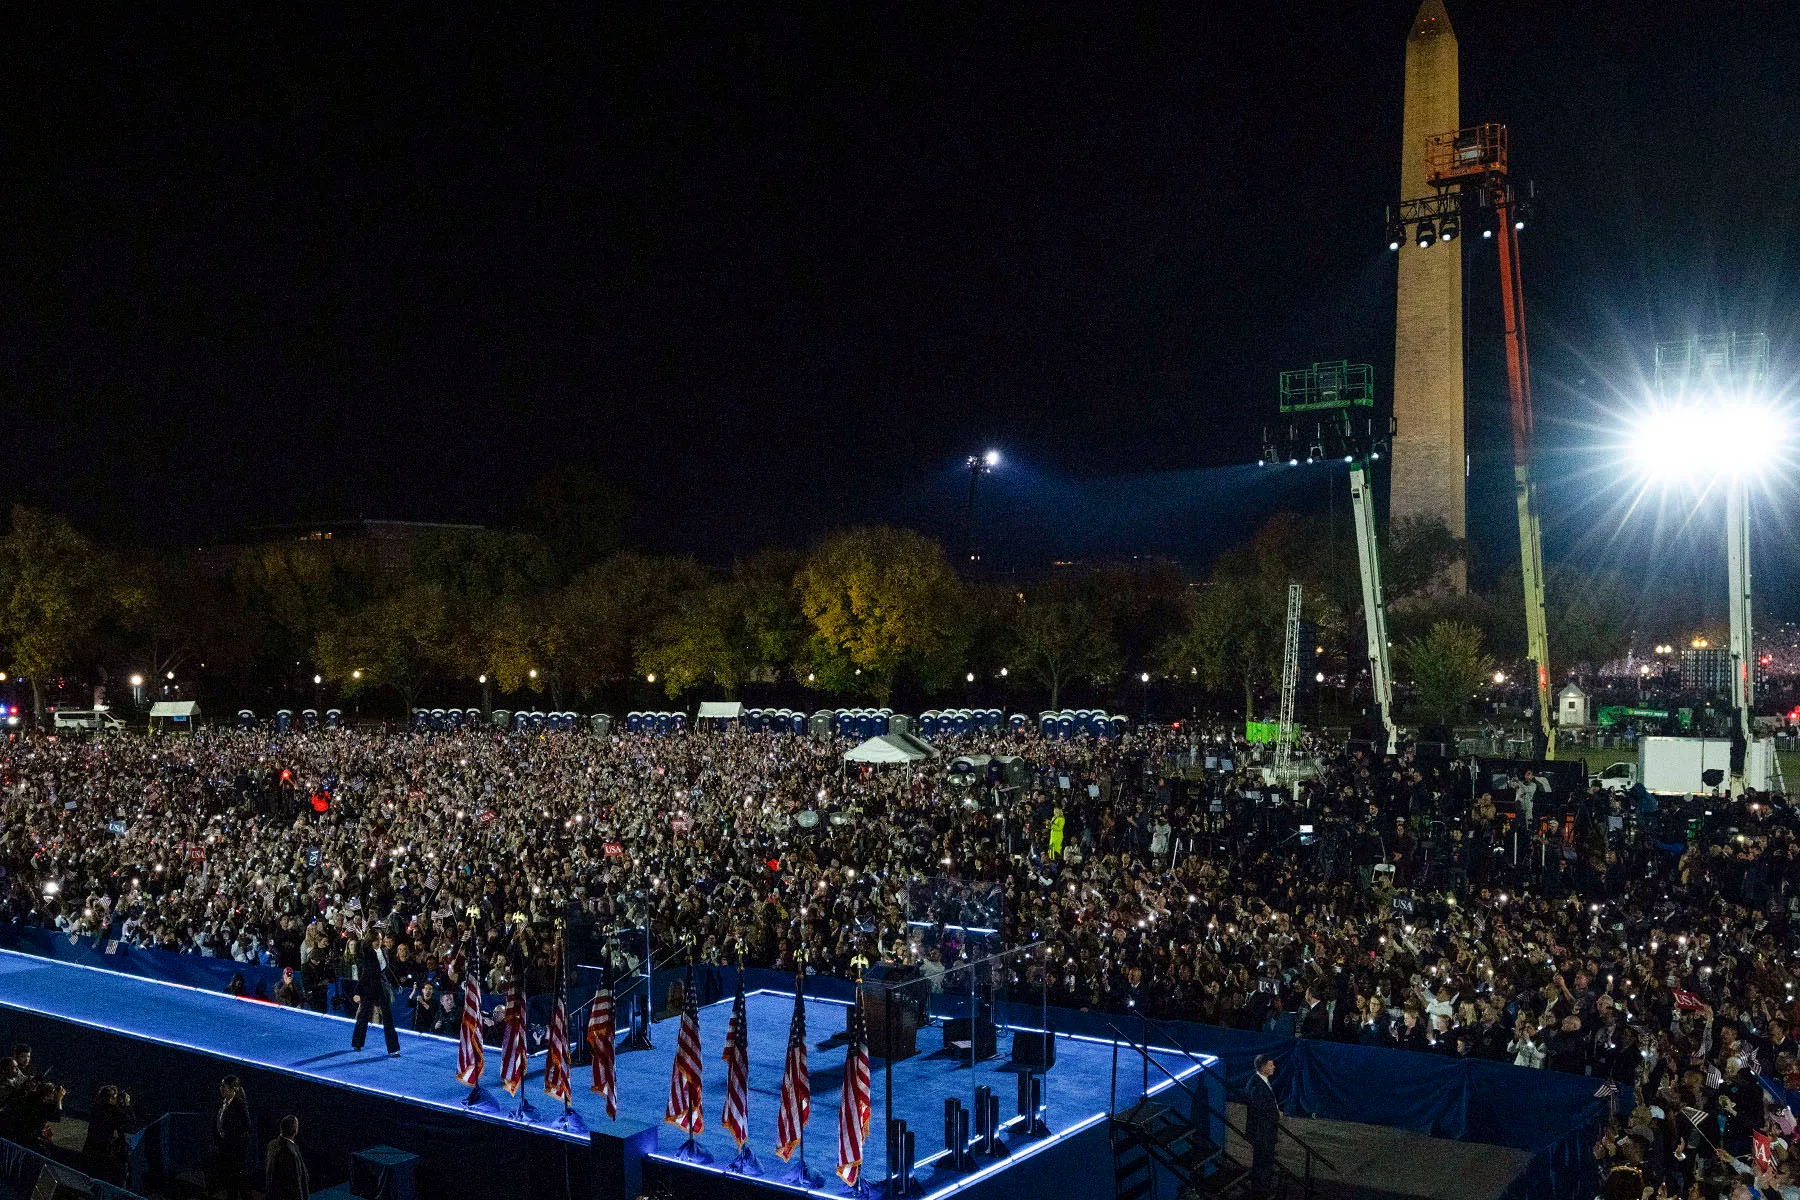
[1627,402,1790,483]
[984,449,1000,467]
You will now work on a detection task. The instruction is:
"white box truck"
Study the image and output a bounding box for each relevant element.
[1590,736,1776,795]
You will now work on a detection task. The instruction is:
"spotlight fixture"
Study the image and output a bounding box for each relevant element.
[1386,223,1404,252]
[1439,213,1459,242]
[1513,217,1525,230]
[1416,219,1437,248]
[1482,227,1493,239]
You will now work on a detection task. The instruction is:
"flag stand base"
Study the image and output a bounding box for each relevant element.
[725,1147,763,1177]
[552,1106,590,1137]
[780,1156,822,1189]
[512,1096,536,1121]
[673,1137,713,1165]
[460,1085,485,1108]
[839,1176,878,1198]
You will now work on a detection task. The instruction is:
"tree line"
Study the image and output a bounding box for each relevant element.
[0,497,1634,726]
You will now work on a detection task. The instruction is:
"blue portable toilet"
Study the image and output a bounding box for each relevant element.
[875,709,892,736]
[625,711,643,734]
[742,708,760,733]
[448,709,466,730]
[1009,713,1028,732]
[236,709,256,730]
[1056,714,1075,739]
[672,712,687,733]
[949,710,967,736]
[1038,712,1056,738]
[786,711,804,735]
[509,711,526,732]
[1110,714,1128,736]
[918,711,936,738]
[524,711,543,731]
[463,707,481,726]
[276,709,294,734]
[653,712,671,736]
[325,708,343,730]
[300,708,319,732]
[429,708,447,730]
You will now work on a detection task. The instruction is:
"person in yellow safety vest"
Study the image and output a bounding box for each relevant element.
[1047,808,1065,859]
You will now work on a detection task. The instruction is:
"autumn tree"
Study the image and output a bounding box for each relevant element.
[639,547,807,698]
[1397,619,1493,727]
[0,507,139,725]
[1011,590,1121,711]
[796,527,968,701]
[548,552,708,699]
[315,583,450,715]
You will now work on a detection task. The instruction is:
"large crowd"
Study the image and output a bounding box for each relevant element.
[3,719,1800,1198]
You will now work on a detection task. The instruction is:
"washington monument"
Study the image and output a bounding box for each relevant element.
[1392,0,1466,589]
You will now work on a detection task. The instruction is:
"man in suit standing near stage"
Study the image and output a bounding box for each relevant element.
[264,1114,309,1200]
[1245,1054,1281,1196]
[350,933,402,1055]
[213,1075,252,1200]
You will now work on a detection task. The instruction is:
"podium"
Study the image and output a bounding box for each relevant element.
[867,986,920,1061]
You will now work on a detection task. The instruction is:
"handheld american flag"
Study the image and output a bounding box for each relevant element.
[544,946,572,1106]
[587,950,617,1118]
[721,975,751,1149]
[455,952,485,1087]
[775,977,810,1161]
[663,961,705,1135]
[500,953,528,1096]
[836,992,872,1186]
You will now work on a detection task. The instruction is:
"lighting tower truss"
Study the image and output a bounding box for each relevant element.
[1386,122,1554,758]
[1654,333,1771,771]
[1262,362,1398,755]
[1276,583,1303,774]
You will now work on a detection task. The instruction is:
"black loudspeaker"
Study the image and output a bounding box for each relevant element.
[1011,1029,1056,1070]
[942,1017,998,1062]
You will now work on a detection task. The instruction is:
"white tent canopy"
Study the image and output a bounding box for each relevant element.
[843,732,937,763]
[148,701,199,719]
[696,701,743,720]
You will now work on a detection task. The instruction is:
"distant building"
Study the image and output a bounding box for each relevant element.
[196,519,484,583]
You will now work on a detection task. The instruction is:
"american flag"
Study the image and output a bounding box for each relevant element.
[587,951,617,1119]
[1671,988,1706,1012]
[500,955,528,1097]
[544,947,572,1107]
[775,978,810,1161]
[836,994,872,1186]
[1593,1081,1618,1098]
[720,976,750,1148]
[456,968,485,1086]
[1682,1105,1710,1130]
[663,961,704,1134]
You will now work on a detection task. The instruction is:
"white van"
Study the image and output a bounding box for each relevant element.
[52,708,125,733]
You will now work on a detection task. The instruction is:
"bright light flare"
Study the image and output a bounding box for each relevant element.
[1628,401,1791,482]
[984,449,1000,467]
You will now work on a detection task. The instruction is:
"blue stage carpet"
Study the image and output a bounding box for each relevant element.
[0,949,1208,1193]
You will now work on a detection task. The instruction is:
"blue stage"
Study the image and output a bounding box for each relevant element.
[0,949,1214,1200]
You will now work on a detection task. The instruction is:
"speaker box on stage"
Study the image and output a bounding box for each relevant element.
[942,1017,997,1062]
[589,1124,658,1200]
[1011,1029,1056,1070]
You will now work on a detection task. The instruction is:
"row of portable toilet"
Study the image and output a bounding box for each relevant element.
[1038,709,1127,740]
[237,709,343,732]
[625,711,688,735]
[917,708,1005,737]
[413,707,485,731]
[740,708,809,735]
[829,708,894,739]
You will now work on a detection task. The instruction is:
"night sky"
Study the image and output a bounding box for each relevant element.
[4,3,1797,609]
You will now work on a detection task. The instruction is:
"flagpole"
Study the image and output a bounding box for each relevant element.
[782,949,822,1189]
[460,913,484,1109]
[725,945,763,1177]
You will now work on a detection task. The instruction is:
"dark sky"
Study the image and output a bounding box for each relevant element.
[4,3,1798,609]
